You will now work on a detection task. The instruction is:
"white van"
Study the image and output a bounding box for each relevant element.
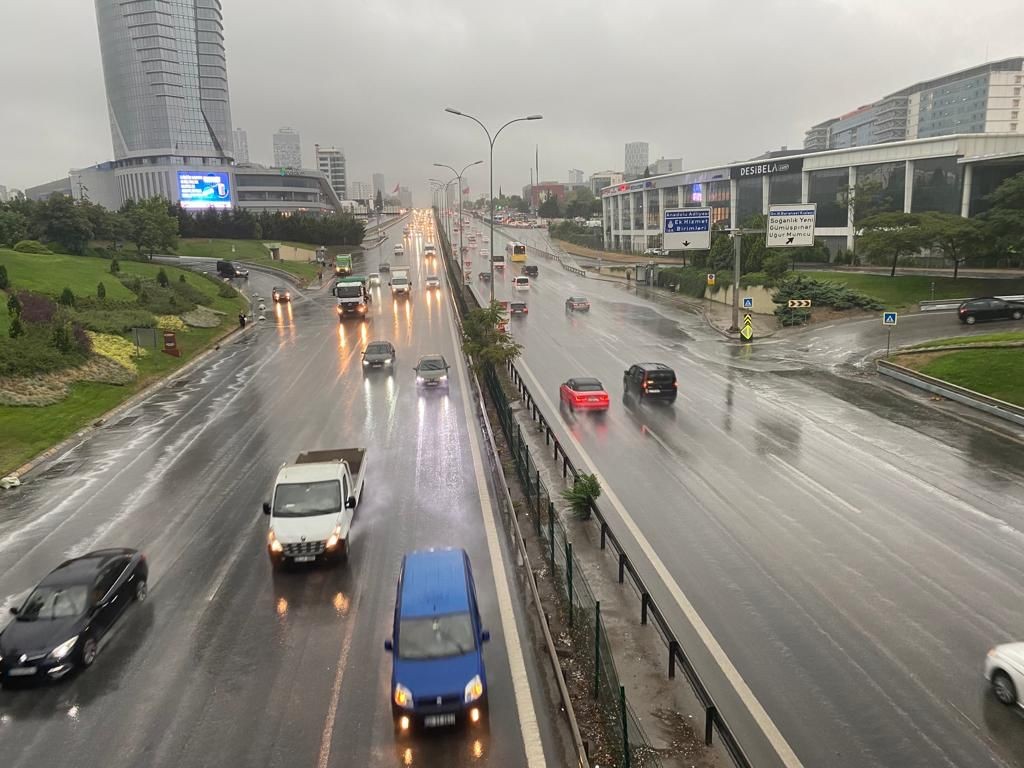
[513,276,530,291]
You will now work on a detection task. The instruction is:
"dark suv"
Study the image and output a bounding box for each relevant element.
[521,265,538,277]
[958,297,1024,325]
[623,363,677,404]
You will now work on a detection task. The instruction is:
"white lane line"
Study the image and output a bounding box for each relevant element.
[317,601,359,768]
[444,294,547,768]
[514,358,803,768]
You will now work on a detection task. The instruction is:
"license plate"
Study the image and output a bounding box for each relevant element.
[294,555,315,563]
[589,397,599,402]
[648,389,660,393]
[424,713,456,728]
[8,667,37,677]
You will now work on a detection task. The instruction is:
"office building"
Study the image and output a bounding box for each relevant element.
[233,128,250,164]
[273,127,302,169]
[568,169,584,185]
[590,170,623,196]
[624,142,649,177]
[0,185,7,202]
[601,134,1024,255]
[805,57,1024,150]
[647,157,682,176]
[398,187,413,209]
[349,181,371,202]
[315,145,347,200]
[372,173,386,200]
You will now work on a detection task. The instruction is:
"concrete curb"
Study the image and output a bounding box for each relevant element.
[877,359,1024,428]
[897,341,1024,354]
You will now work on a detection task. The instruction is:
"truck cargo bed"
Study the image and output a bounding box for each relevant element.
[296,449,366,478]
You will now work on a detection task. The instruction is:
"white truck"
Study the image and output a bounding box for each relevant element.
[389,267,411,297]
[263,449,367,567]
[334,279,370,321]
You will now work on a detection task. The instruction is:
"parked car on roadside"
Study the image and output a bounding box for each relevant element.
[957,297,1024,325]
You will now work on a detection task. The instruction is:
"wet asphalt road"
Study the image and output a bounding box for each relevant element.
[0,217,560,768]
[460,220,1024,768]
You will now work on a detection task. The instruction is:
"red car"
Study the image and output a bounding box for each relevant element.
[560,378,609,412]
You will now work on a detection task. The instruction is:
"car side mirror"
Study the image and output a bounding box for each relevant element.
[384,638,393,652]
[345,496,356,509]
[262,501,271,515]
[9,606,18,615]
[481,629,490,643]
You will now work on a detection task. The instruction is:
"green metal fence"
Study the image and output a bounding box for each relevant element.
[483,365,663,768]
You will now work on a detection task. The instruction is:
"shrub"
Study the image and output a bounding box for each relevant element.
[97,282,106,299]
[0,326,86,376]
[86,331,146,374]
[51,320,74,353]
[156,315,187,332]
[656,267,717,297]
[739,272,773,288]
[157,268,170,287]
[179,273,187,283]
[8,316,24,339]
[772,274,883,325]
[171,279,208,306]
[561,473,601,520]
[7,292,22,318]
[70,308,156,334]
[763,251,791,280]
[0,264,8,290]
[110,258,121,274]
[16,291,56,325]
[13,239,52,254]
[59,287,76,307]
[217,282,239,299]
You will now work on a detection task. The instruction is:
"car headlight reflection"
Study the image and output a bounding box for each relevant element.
[394,683,414,709]
[326,525,342,549]
[49,636,78,661]
[464,675,484,703]
[268,530,283,553]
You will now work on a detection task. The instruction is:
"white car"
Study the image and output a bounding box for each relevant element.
[482,237,489,244]
[986,642,1024,706]
[425,275,441,290]
[393,244,405,256]
[513,276,530,291]
[368,272,381,286]
[479,249,488,258]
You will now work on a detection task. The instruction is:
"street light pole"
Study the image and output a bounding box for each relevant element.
[429,177,458,255]
[444,108,542,304]
[434,161,483,289]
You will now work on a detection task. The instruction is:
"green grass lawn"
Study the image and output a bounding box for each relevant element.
[911,330,1024,349]
[0,250,138,300]
[911,348,1024,407]
[173,238,320,281]
[0,249,247,474]
[801,272,1024,310]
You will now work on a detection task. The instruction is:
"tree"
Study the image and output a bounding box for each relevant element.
[110,258,120,274]
[97,282,106,299]
[856,212,928,277]
[762,251,792,280]
[59,287,76,307]
[41,194,93,254]
[841,179,895,227]
[561,474,601,520]
[8,316,24,339]
[979,171,1024,267]
[127,197,178,258]
[919,212,984,279]
[0,264,7,290]
[374,190,384,214]
[537,195,562,219]
[157,268,170,288]
[461,302,522,374]
[564,187,597,219]
[0,209,28,247]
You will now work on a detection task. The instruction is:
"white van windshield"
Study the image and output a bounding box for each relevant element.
[273,481,341,517]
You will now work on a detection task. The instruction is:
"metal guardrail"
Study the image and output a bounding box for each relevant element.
[505,363,753,768]
[877,359,1024,427]
[919,294,1024,312]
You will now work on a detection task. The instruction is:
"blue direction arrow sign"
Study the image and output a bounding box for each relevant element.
[742,297,753,309]
[883,311,898,326]
[663,207,711,250]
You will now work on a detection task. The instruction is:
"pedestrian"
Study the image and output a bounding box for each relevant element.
[318,269,323,283]
[626,270,632,283]
[238,312,246,329]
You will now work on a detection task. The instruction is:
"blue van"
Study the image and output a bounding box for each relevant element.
[385,548,490,733]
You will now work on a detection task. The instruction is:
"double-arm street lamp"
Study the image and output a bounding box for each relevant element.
[444,108,542,303]
[428,177,457,246]
[433,160,482,288]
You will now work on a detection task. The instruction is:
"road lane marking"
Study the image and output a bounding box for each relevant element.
[444,254,547,767]
[317,595,359,768]
[514,358,803,768]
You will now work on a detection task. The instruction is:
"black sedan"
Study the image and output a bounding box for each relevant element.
[0,549,148,684]
[272,286,291,303]
[958,297,1024,325]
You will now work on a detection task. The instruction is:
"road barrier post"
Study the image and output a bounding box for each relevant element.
[594,601,601,699]
[600,521,607,550]
[705,705,716,746]
[669,640,679,679]
[549,507,555,575]
[621,685,631,768]
[641,592,649,625]
[618,552,626,584]
[535,470,541,518]
[567,541,574,628]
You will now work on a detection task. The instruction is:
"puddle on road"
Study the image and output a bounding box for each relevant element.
[604,302,696,342]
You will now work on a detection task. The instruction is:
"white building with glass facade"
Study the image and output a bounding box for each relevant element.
[601,133,1024,255]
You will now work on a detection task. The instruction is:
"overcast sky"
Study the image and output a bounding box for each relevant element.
[2,0,1022,205]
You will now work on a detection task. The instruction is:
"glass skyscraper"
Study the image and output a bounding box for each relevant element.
[93,0,234,163]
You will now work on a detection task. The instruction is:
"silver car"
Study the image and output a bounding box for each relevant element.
[425,275,441,290]
[986,642,1024,706]
[414,354,450,387]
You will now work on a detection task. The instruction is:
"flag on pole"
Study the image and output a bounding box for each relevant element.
[392,183,400,194]
[462,186,470,194]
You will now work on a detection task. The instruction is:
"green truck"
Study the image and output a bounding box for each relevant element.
[335,253,354,276]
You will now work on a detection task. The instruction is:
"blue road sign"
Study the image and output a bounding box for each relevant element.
[883,311,898,326]
[742,297,753,309]
[663,207,711,250]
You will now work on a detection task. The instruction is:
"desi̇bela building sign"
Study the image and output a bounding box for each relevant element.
[731,158,803,179]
